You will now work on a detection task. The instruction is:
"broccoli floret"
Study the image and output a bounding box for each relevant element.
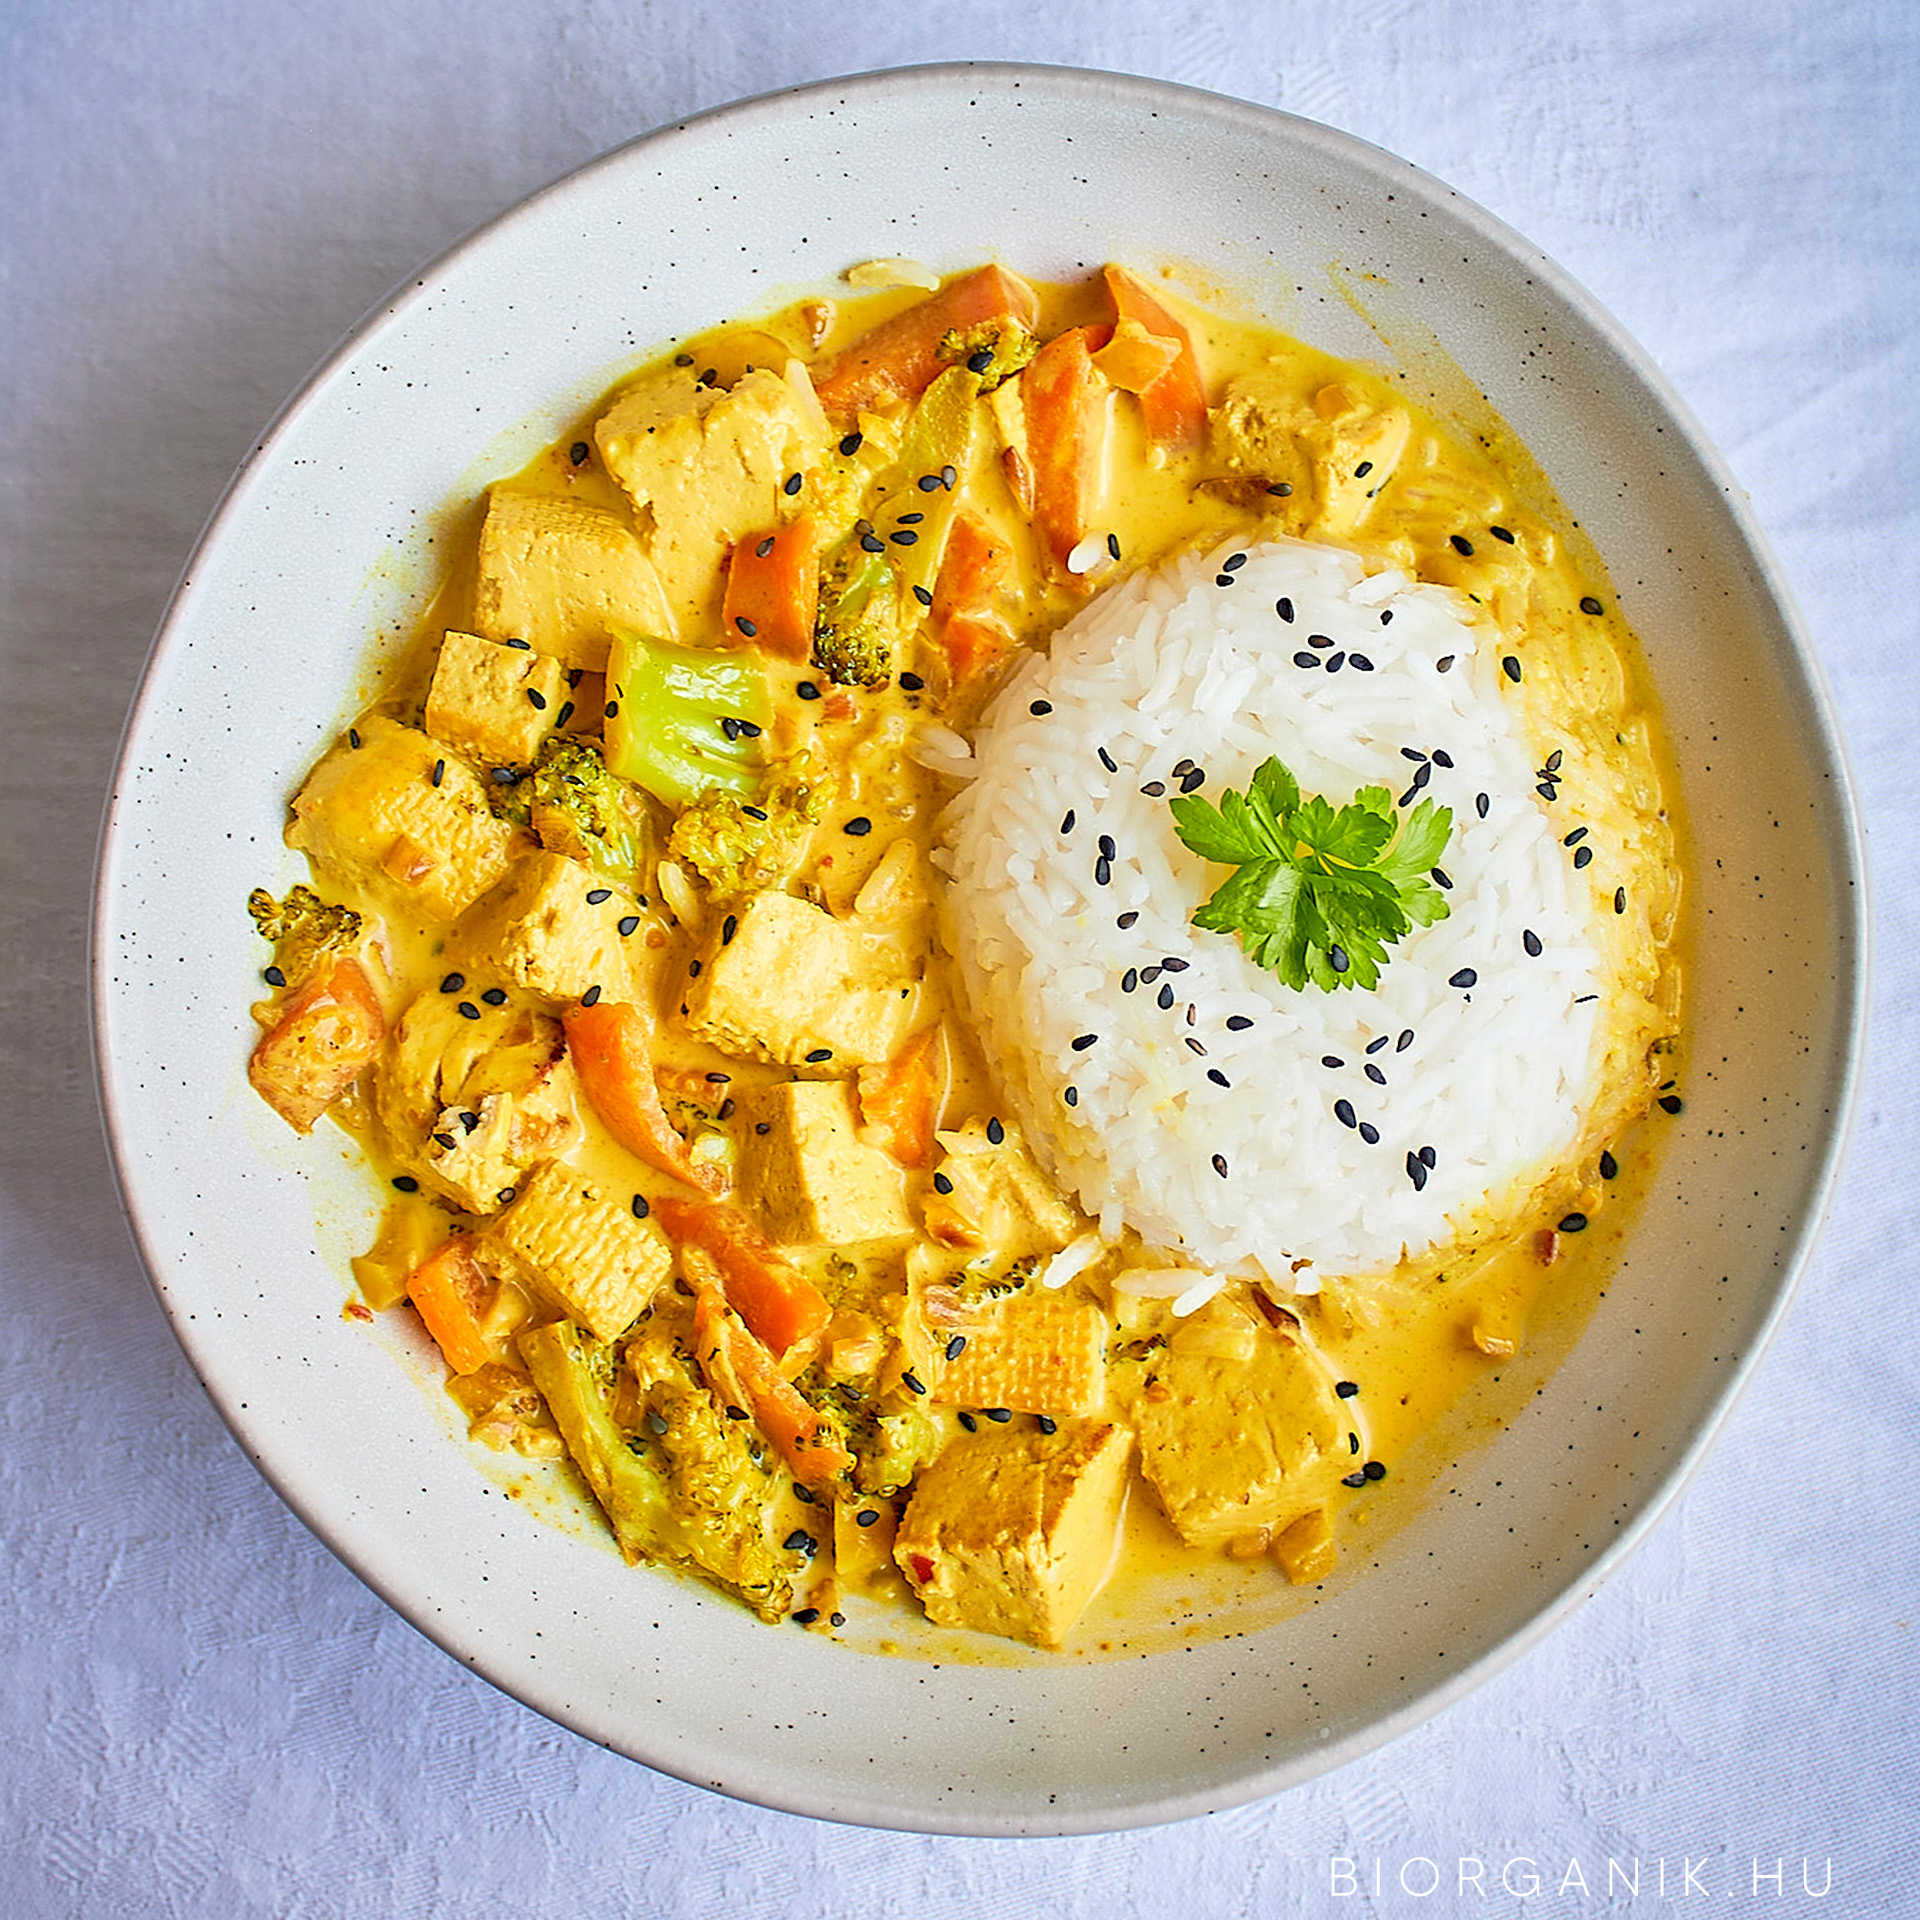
[806,1375,943,1499]
[490,734,651,885]
[937,322,1037,390]
[247,884,362,985]
[813,535,903,688]
[666,749,834,897]
[602,626,772,807]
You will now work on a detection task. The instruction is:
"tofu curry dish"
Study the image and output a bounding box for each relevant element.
[245,261,1681,1650]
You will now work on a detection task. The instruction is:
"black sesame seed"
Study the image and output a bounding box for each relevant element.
[429,757,446,790]
[1397,1029,1415,1053]
[391,1175,419,1193]
[1063,1086,1079,1107]
[1267,482,1293,496]
[1431,868,1453,890]
[1599,1148,1619,1180]
[1380,610,1394,625]
[1097,833,1116,860]
[1615,887,1628,915]
[1160,957,1189,974]
[932,1171,953,1194]
[1502,655,1522,683]
[843,817,872,837]
[526,689,548,710]
[1358,1121,1380,1145]
[1406,1153,1428,1191]
[1322,1055,1344,1069]
[1276,597,1295,622]
[456,1001,481,1021]
[890,529,918,546]
[1335,1380,1360,1399]
[1071,1033,1098,1052]
[1435,655,1454,673]
[432,1132,458,1152]
[1490,524,1515,544]
[805,1048,832,1064]
[986,1117,1004,1145]
[783,1528,815,1554]
[1094,855,1112,886]
[1350,654,1374,671]
[1476,792,1491,820]
[916,473,941,493]
[1212,1154,1229,1178]
[899,511,924,526]
[1156,983,1176,1011]
[618,915,640,936]
[791,1608,820,1625]
[439,971,464,993]
[797,680,821,700]
[1107,533,1121,561]
[734,615,758,638]
[1349,1433,1361,1454]
[458,1111,479,1132]
[1307,632,1333,649]
[1207,1069,1230,1087]
[1579,595,1604,616]
[1450,533,1475,556]
[912,584,934,609]
[490,766,517,785]
[505,637,531,651]
[985,1407,1013,1424]
[855,1508,880,1527]
[941,465,957,489]
[1432,749,1453,769]
[1559,1212,1589,1233]
[1185,1037,1206,1056]
[1364,1063,1386,1086]
[582,984,604,1008]
[839,431,863,456]
[859,532,884,554]
[1354,460,1373,478]
[782,472,802,497]
[584,887,612,906]
[1342,1471,1368,1489]
[1329,945,1349,974]
[1116,911,1139,929]
[720,913,738,947]
[1098,746,1117,772]
[263,965,286,987]
[687,960,701,977]
[1327,653,1346,674]
[1523,929,1543,957]
[967,347,994,373]
[1545,750,1563,775]
[1030,699,1052,716]
[1659,1093,1684,1115]
[1222,552,1247,573]
[1420,1145,1436,1168]
[1334,1099,1357,1129]
[901,1370,926,1396]
[1449,968,1477,989]
[1037,1415,1058,1435]
[1400,748,1427,764]
[957,1411,977,1432]
[348,727,362,749]
[478,987,506,1006]
[739,805,768,824]
[1140,780,1166,797]
[1366,1034,1390,1055]
[900,671,925,689]
[1363,1460,1386,1482]
[1226,1015,1254,1032]
[720,715,741,742]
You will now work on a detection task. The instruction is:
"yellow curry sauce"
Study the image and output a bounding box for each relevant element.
[246,261,1680,1654]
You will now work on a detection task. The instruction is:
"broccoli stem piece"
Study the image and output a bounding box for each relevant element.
[602,627,771,808]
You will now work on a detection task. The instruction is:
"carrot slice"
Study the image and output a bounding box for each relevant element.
[247,956,385,1134]
[406,1237,496,1377]
[722,516,819,659]
[563,1000,727,1197]
[813,264,1039,423]
[1102,265,1206,447]
[1021,325,1109,583]
[691,1287,853,1487]
[856,1025,943,1169]
[653,1196,832,1357]
[928,512,1016,688]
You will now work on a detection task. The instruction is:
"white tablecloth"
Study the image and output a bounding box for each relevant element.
[4,2,1913,1912]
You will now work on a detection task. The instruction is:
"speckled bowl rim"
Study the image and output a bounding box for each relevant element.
[92,63,1867,1834]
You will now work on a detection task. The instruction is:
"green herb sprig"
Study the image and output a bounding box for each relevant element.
[1169,756,1452,991]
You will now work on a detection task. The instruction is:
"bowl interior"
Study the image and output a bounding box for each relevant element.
[95,65,1862,1833]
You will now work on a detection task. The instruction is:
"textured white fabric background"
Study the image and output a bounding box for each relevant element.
[4,1,1914,1914]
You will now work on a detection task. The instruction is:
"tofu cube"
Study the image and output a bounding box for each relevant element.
[1132,1299,1347,1547]
[679,889,917,1071]
[459,850,638,1004]
[423,629,566,766]
[933,1286,1108,1418]
[595,367,830,623]
[477,1159,670,1341]
[473,488,674,672]
[420,1054,580,1217]
[925,1119,1080,1260]
[733,1079,913,1248]
[247,957,385,1134]
[287,715,518,920]
[893,1420,1132,1648]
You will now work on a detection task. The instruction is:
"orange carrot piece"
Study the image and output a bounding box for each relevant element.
[247,956,385,1134]
[653,1197,832,1357]
[812,264,1040,422]
[928,513,1015,687]
[1102,265,1206,447]
[406,1237,496,1377]
[692,1286,852,1487]
[722,516,819,658]
[563,1000,727,1197]
[1021,325,1110,583]
[856,1025,943,1169]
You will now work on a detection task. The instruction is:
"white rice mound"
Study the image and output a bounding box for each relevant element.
[937,535,1605,1295]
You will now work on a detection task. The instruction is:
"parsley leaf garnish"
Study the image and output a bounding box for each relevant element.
[1169,756,1452,991]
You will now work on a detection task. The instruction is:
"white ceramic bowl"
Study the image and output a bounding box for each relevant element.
[94,65,1864,1833]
